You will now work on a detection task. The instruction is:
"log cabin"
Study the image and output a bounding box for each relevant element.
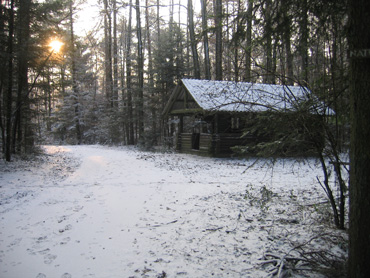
[163,79,327,157]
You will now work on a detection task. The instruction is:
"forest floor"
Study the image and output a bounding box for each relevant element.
[0,145,347,278]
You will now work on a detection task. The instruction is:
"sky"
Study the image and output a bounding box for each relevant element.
[74,0,102,36]
[73,0,201,37]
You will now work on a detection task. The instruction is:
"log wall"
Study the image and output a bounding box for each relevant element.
[178,132,253,157]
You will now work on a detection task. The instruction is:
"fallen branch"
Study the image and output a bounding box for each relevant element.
[203,227,223,232]
[260,253,305,278]
[259,232,347,277]
[145,220,178,228]
[239,209,254,222]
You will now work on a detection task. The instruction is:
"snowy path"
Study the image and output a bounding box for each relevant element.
[0,145,346,278]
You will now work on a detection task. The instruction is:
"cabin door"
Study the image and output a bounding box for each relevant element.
[192,119,209,150]
[192,133,200,150]
[192,120,202,150]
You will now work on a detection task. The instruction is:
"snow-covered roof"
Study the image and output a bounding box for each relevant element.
[181,79,313,113]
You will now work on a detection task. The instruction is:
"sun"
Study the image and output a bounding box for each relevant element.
[49,38,64,53]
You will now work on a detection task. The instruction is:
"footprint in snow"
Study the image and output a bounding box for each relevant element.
[78,213,87,220]
[36,236,48,243]
[58,216,67,223]
[72,205,83,212]
[36,273,46,278]
[60,237,71,245]
[61,273,72,278]
[59,224,72,233]
[7,238,22,249]
[43,254,57,264]
[37,248,51,255]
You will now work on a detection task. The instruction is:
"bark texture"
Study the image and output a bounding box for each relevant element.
[348,0,370,276]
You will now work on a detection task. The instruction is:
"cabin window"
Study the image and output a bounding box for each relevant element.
[193,119,210,133]
[231,117,240,130]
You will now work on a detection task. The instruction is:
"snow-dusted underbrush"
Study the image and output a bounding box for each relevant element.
[0,146,80,213]
[0,145,347,278]
[135,151,348,277]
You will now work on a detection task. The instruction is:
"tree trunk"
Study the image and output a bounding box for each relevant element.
[187,0,200,79]
[233,0,241,82]
[167,0,175,86]
[136,0,144,140]
[156,0,161,41]
[15,0,32,153]
[126,0,135,145]
[348,0,370,276]
[146,0,157,144]
[104,0,113,107]
[245,0,253,82]
[214,0,222,80]
[119,18,126,144]
[282,5,294,85]
[299,0,309,83]
[263,0,274,84]
[69,1,82,144]
[201,0,211,80]
[0,2,6,154]
[5,0,15,161]
[112,0,119,108]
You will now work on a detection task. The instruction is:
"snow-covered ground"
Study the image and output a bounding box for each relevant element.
[0,145,347,278]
